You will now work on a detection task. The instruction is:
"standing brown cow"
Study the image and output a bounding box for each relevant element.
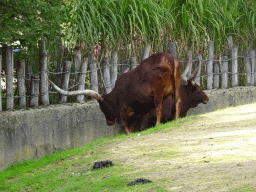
[49,52,181,134]
[138,59,209,130]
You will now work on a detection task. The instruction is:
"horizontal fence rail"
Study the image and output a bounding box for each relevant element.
[1,35,256,111]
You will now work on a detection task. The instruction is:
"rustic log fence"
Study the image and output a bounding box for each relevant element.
[0,55,2,111]
[0,35,256,111]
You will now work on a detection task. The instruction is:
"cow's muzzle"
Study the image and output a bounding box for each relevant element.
[107,120,115,126]
[203,97,209,104]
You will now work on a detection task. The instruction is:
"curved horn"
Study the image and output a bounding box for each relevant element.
[181,61,192,82]
[49,80,102,100]
[181,58,200,83]
[187,57,200,81]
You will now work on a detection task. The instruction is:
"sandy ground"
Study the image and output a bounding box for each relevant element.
[103,103,256,191]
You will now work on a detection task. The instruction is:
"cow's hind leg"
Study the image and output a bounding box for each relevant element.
[174,95,181,120]
[154,93,164,127]
[174,58,181,120]
[155,103,163,127]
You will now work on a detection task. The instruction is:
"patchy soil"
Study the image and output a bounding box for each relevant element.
[102,103,256,191]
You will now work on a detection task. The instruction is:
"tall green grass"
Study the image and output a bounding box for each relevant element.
[67,0,256,59]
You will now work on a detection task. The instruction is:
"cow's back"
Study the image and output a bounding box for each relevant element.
[134,52,176,82]
[122,52,179,104]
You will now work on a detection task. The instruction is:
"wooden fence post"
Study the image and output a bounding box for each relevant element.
[141,44,151,61]
[39,39,49,105]
[55,67,62,101]
[56,38,63,70]
[110,51,118,90]
[73,47,81,89]
[121,60,129,74]
[55,38,63,90]
[25,65,32,105]
[227,35,233,48]
[130,56,137,70]
[5,45,13,110]
[230,46,238,87]
[194,54,202,86]
[2,45,7,70]
[30,74,39,107]
[0,55,2,111]
[186,50,192,76]
[213,61,220,89]
[58,47,70,99]
[249,49,255,85]
[221,56,229,89]
[168,41,177,57]
[17,59,26,108]
[102,58,111,94]
[76,57,88,102]
[88,53,98,93]
[61,61,72,103]
[244,50,251,86]
[207,41,214,90]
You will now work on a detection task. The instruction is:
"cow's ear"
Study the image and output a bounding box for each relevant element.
[187,79,193,86]
[188,79,196,86]
[187,80,196,91]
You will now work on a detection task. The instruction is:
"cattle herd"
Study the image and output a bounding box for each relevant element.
[49,52,209,134]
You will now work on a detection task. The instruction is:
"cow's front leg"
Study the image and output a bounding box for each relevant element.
[120,106,135,135]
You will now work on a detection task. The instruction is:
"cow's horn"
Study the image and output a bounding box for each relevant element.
[181,61,191,82]
[181,58,200,83]
[48,80,102,100]
[187,58,200,82]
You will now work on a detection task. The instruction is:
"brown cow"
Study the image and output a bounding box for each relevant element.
[137,59,209,130]
[49,52,181,135]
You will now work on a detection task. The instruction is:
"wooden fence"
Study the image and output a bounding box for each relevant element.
[0,35,256,111]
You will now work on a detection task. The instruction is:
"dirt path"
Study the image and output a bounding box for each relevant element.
[104,103,256,191]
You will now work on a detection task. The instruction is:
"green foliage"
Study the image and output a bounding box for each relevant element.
[69,0,256,58]
[0,0,67,46]
[176,0,256,51]
[0,0,69,69]
[69,0,175,56]
[1,0,255,61]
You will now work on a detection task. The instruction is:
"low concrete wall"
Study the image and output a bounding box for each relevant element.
[1,86,256,170]
[0,102,124,171]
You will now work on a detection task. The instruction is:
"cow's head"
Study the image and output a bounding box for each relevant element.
[97,95,116,126]
[48,80,117,126]
[180,58,209,108]
[183,81,209,108]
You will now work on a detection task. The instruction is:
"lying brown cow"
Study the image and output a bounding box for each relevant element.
[137,59,209,130]
[49,52,181,135]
